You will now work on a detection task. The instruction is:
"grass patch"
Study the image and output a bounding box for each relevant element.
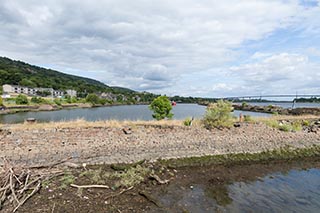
[59,172,75,189]
[111,165,151,188]
[79,167,111,185]
[264,119,303,132]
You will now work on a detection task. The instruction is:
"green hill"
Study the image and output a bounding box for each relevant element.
[0,56,134,96]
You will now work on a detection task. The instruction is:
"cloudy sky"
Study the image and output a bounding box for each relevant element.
[1,0,320,98]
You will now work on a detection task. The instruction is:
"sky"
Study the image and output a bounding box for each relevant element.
[1,0,320,98]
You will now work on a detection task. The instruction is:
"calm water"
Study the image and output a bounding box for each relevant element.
[156,167,320,213]
[0,104,270,124]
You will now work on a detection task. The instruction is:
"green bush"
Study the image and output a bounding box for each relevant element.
[71,96,78,103]
[15,94,28,105]
[149,96,173,120]
[99,98,108,105]
[54,98,62,105]
[86,93,100,105]
[31,96,45,104]
[241,102,248,107]
[202,100,234,129]
[0,96,3,106]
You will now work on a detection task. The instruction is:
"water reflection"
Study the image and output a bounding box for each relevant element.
[154,167,320,212]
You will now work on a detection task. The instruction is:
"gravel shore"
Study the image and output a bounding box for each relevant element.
[1,121,320,167]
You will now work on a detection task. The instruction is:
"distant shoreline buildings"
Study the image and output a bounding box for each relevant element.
[2,84,77,98]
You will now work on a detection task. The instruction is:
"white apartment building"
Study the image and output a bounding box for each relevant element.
[2,84,76,98]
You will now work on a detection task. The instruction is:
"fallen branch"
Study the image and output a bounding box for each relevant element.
[9,172,20,205]
[70,184,109,189]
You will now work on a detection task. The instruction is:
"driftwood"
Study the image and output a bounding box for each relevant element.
[0,158,63,212]
[70,184,109,189]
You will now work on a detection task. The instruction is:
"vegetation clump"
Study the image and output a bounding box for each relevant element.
[111,165,150,188]
[15,94,28,105]
[264,119,302,132]
[202,100,234,129]
[59,172,75,189]
[183,117,193,126]
[149,96,173,120]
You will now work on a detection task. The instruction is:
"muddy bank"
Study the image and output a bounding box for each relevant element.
[233,103,320,115]
[5,156,320,213]
[0,102,149,115]
[0,104,91,115]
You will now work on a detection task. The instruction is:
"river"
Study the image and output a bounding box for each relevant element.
[0,104,271,124]
[1,102,319,124]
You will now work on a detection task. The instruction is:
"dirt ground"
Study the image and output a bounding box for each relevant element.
[2,157,319,213]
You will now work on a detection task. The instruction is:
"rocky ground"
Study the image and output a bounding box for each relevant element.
[1,118,320,167]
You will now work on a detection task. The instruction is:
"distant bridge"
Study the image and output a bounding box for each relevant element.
[221,94,320,101]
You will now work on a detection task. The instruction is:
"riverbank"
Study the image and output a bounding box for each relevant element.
[1,116,320,167]
[0,102,150,115]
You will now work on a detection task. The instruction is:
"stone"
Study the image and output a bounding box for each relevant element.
[234,123,241,128]
[26,118,37,123]
[122,127,132,135]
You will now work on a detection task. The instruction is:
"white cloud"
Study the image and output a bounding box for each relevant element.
[229,53,320,95]
[0,0,319,97]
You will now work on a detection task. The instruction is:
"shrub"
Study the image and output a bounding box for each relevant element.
[0,96,3,106]
[54,98,62,105]
[71,97,78,103]
[99,98,108,105]
[202,100,234,129]
[86,93,100,105]
[31,96,45,104]
[15,94,28,105]
[241,102,248,108]
[149,96,173,120]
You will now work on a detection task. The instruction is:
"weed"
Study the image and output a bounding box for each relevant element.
[243,115,253,122]
[302,120,310,126]
[59,172,75,189]
[183,117,193,126]
[79,168,110,184]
